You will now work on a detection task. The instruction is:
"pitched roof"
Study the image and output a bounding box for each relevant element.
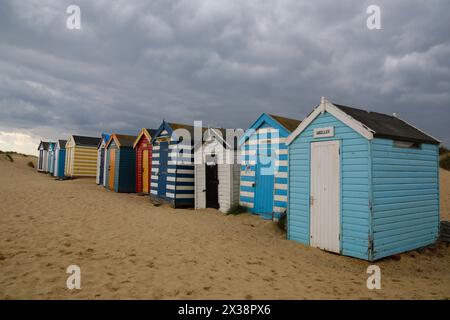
[114,134,138,148]
[287,98,440,145]
[334,104,439,144]
[58,140,67,149]
[72,135,102,147]
[133,128,158,149]
[269,114,302,132]
[38,141,49,150]
[168,122,208,136]
[145,128,158,137]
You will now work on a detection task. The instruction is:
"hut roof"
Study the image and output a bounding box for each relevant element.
[268,114,302,132]
[334,104,439,144]
[107,134,138,148]
[73,135,102,147]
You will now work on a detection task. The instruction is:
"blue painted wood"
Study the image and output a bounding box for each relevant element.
[240,113,295,219]
[288,111,370,260]
[288,110,440,261]
[57,149,66,178]
[99,148,105,185]
[116,148,136,193]
[254,155,275,217]
[371,138,439,260]
[157,141,169,197]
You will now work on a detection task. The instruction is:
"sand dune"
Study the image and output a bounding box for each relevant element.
[0,153,449,299]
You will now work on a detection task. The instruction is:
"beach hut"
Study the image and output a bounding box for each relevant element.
[286,98,440,261]
[239,113,301,220]
[53,139,67,178]
[65,135,101,178]
[37,141,50,172]
[194,128,241,213]
[96,133,110,185]
[150,121,206,207]
[104,134,138,193]
[47,142,56,175]
[133,128,157,194]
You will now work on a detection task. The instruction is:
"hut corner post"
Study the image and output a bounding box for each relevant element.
[368,139,375,261]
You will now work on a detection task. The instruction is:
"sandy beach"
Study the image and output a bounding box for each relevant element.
[0,153,449,299]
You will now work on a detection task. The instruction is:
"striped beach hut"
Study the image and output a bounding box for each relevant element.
[53,139,67,178]
[65,135,101,178]
[194,128,241,213]
[37,141,50,172]
[150,121,206,207]
[96,133,110,185]
[47,142,56,175]
[104,134,137,193]
[286,98,440,260]
[133,128,157,194]
[239,113,301,220]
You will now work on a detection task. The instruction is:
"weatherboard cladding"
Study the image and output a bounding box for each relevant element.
[134,130,154,194]
[96,134,110,185]
[106,135,137,193]
[37,141,50,172]
[47,142,56,174]
[65,135,99,177]
[240,114,300,219]
[194,128,241,213]
[287,105,439,261]
[54,140,67,178]
[150,122,204,207]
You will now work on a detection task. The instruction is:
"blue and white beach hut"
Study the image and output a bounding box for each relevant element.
[239,113,301,220]
[150,121,206,207]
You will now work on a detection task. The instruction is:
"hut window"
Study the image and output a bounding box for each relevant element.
[393,140,421,149]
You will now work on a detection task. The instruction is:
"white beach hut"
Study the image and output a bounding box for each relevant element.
[194,128,241,213]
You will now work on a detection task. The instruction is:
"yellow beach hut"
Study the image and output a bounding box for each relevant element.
[65,135,102,178]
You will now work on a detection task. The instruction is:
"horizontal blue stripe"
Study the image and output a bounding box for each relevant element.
[173,190,195,195]
[274,189,287,196]
[240,186,254,192]
[175,198,195,204]
[240,196,254,203]
[167,173,194,178]
[168,165,195,170]
[275,177,287,184]
[274,201,287,208]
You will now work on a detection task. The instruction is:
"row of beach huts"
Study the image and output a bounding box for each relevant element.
[36,98,441,261]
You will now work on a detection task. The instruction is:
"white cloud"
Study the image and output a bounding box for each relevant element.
[0,131,41,156]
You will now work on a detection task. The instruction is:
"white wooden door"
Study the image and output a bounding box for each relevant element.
[310,140,340,253]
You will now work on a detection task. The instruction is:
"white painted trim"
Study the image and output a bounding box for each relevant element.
[175,193,195,199]
[276,149,288,155]
[240,181,253,187]
[175,186,195,191]
[275,172,288,178]
[240,201,254,208]
[286,98,375,145]
[241,191,254,198]
[241,170,255,177]
[274,195,287,202]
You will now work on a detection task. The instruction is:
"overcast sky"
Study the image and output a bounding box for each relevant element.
[0,0,449,155]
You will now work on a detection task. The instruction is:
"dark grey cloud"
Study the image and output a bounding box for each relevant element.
[0,0,449,146]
